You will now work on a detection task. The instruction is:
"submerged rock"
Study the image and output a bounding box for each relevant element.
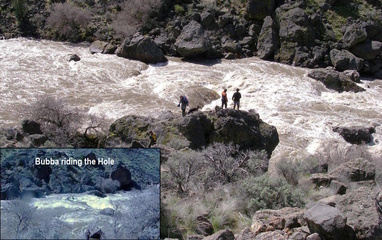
[333,126,375,144]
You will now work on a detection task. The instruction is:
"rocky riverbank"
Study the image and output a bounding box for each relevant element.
[1,0,381,77]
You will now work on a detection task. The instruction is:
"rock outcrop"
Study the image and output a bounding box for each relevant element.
[308,68,365,93]
[332,126,376,144]
[108,109,279,157]
[116,34,167,64]
[174,20,212,58]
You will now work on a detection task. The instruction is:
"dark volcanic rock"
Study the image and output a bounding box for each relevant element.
[116,34,167,64]
[332,126,375,144]
[22,119,42,135]
[257,16,279,60]
[111,162,132,189]
[245,0,275,21]
[329,49,364,71]
[308,68,365,92]
[29,134,48,146]
[341,24,368,49]
[178,112,213,149]
[67,54,81,62]
[351,40,382,60]
[209,109,279,156]
[174,20,212,58]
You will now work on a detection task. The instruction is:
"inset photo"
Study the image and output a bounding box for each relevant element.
[0,148,160,240]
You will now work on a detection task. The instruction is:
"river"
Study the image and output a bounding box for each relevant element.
[1,38,381,163]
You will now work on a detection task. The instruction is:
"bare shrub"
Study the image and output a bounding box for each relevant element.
[201,143,268,186]
[25,96,106,147]
[275,157,320,185]
[46,2,91,42]
[112,0,162,38]
[2,200,36,239]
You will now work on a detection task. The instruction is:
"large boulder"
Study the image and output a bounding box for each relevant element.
[89,40,116,54]
[116,35,167,64]
[195,215,214,236]
[341,25,368,49]
[245,0,276,21]
[335,187,382,239]
[305,204,349,240]
[332,126,375,144]
[208,109,279,156]
[257,16,279,60]
[330,49,364,71]
[177,112,213,149]
[351,40,382,60]
[22,119,42,135]
[308,68,365,93]
[111,162,132,189]
[174,21,212,58]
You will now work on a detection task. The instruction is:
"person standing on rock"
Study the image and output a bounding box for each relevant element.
[148,130,157,148]
[177,95,189,117]
[221,88,228,109]
[232,88,241,110]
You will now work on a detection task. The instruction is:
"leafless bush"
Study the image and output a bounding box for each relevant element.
[2,200,36,239]
[25,96,106,147]
[112,0,162,38]
[46,2,91,42]
[275,157,319,185]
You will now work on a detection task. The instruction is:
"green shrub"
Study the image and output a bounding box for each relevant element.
[11,0,28,23]
[240,174,305,215]
[275,157,320,185]
[174,4,185,15]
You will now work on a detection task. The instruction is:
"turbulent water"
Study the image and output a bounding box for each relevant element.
[1,38,382,163]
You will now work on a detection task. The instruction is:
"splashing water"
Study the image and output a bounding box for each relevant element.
[1,38,381,164]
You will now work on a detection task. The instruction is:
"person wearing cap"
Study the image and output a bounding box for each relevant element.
[232,88,241,110]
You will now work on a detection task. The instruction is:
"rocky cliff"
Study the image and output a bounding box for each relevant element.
[1,0,381,76]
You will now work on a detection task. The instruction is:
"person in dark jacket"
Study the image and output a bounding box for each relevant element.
[177,95,188,116]
[232,88,241,110]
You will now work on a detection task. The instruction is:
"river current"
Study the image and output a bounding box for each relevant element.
[1,38,381,163]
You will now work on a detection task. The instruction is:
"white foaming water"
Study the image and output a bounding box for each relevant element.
[1,38,381,163]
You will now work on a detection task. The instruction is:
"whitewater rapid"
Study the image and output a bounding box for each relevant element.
[1,38,381,163]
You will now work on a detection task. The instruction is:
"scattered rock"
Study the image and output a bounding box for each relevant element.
[330,158,375,182]
[203,229,234,240]
[329,180,347,195]
[341,25,368,49]
[305,204,348,240]
[29,134,48,146]
[67,54,81,62]
[195,215,214,236]
[245,0,276,21]
[332,126,375,144]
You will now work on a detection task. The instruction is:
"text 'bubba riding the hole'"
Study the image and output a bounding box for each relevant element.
[34,157,115,166]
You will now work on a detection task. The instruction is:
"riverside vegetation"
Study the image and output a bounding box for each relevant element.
[1,0,382,239]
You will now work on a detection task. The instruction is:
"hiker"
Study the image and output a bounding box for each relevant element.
[232,88,241,110]
[177,95,189,116]
[221,88,228,109]
[148,130,157,148]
